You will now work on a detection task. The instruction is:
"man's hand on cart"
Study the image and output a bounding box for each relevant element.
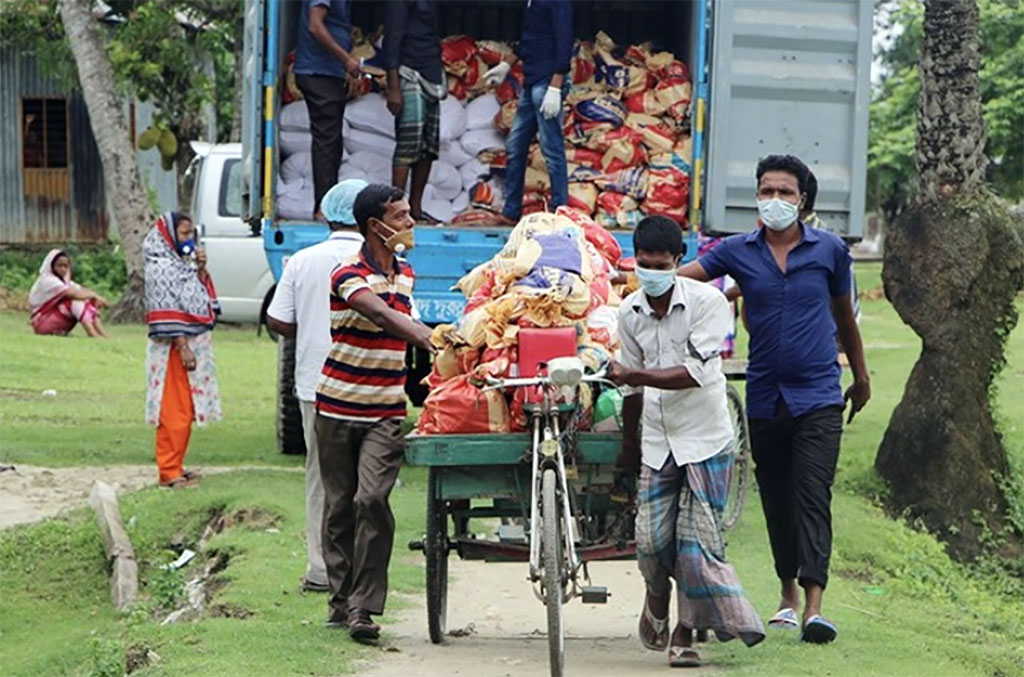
[606,360,636,388]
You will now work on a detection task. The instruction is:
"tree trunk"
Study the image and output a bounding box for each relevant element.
[876,0,1023,561]
[59,0,152,323]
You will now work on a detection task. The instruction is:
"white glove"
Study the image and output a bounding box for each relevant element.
[483,61,511,87]
[540,86,562,119]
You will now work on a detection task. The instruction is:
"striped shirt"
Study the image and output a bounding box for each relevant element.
[315,245,414,421]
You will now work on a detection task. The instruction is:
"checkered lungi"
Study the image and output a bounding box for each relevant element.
[636,444,765,646]
[393,75,440,167]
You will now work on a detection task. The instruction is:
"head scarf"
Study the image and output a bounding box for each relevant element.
[144,212,219,338]
[28,249,72,319]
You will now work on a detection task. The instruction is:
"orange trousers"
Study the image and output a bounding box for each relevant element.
[155,345,195,483]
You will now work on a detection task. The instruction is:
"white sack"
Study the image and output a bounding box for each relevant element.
[440,96,468,143]
[465,94,501,131]
[461,128,505,157]
[439,139,473,168]
[345,94,396,139]
[428,161,463,201]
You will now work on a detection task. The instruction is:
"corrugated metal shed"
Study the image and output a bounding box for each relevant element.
[1,47,108,244]
[1,49,180,245]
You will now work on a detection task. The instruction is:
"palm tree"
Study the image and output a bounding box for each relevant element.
[59,0,152,322]
[876,0,1022,561]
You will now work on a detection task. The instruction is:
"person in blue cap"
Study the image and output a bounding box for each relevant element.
[267,178,368,594]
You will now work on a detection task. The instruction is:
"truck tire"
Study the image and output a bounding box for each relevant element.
[405,345,432,408]
[277,337,307,455]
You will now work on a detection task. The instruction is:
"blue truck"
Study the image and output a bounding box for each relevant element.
[240,0,873,453]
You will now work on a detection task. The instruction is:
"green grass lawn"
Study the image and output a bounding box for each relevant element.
[1,262,1023,676]
[0,317,294,468]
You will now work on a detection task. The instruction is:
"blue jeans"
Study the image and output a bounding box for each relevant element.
[502,81,569,220]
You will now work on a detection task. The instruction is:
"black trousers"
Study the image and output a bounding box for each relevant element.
[749,401,843,589]
[295,74,347,214]
[315,414,404,620]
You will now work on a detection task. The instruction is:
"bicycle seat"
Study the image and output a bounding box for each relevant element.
[547,357,584,389]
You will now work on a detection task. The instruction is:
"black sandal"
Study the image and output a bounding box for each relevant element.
[159,476,198,489]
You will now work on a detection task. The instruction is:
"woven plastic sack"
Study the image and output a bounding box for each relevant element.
[477,39,515,66]
[495,99,518,133]
[601,137,648,173]
[555,206,623,267]
[448,74,468,100]
[440,139,473,168]
[594,167,648,200]
[647,52,690,81]
[645,166,690,209]
[568,183,598,214]
[498,212,581,258]
[441,35,478,75]
[462,128,506,156]
[597,191,642,229]
[418,375,511,434]
[440,96,468,141]
[461,55,489,92]
[655,78,692,121]
[576,94,627,127]
[594,44,628,89]
[624,90,668,116]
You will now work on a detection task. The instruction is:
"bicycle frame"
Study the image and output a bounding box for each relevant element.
[485,363,617,602]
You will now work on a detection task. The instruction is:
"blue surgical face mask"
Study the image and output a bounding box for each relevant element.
[178,238,196,257]
[635,266,676,298]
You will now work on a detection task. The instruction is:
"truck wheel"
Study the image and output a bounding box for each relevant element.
[405,345,432,408]
[277,337,307,455]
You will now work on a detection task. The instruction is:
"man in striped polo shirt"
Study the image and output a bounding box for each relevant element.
[315,183,434,641]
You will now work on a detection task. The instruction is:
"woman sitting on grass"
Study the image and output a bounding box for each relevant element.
[28,249,109,338]
[144,212,222,488]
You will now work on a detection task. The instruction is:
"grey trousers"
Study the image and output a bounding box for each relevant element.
[299,400,327,586]
[315,414,405,620]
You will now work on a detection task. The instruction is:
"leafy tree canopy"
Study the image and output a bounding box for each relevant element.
[870,0,1023,222]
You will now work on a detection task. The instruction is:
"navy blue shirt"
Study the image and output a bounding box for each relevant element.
[699,224,853,419]
[382,1,443,85]
[295,0,352,78]
[518,0,574,87]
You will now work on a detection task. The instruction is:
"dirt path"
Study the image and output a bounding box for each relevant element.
[0,464,298,530]
[358,558,719,676]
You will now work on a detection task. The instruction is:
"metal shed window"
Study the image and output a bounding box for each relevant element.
[21,98,69,169]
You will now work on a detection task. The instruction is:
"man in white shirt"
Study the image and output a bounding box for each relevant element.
[267,178,368,593]
[609,215,764,668]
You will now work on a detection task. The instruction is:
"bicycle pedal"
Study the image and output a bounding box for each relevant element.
[564,465,579,480]
[581,586,610,604]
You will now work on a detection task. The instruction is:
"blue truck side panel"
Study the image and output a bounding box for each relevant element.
[264,224,697,325]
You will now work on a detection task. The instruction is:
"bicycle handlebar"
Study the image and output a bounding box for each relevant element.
[483,370,611,390]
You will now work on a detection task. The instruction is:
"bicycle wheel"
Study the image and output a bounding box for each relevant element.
[541,467,565,677]
[426,468,449,644]
[723,384,751,530]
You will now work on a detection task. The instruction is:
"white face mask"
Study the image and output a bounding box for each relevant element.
[757,198,800,231]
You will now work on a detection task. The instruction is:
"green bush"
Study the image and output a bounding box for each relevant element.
[0,244,127,301]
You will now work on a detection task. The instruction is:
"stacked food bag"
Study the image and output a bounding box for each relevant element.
[417,206,628,434]
[276,29,692,230]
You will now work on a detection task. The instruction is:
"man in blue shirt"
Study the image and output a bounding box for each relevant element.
[484,0,573,224]
[294,0,360,219]
[679,154,870,644]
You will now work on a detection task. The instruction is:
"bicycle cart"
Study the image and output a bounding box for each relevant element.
[406,356,752,676]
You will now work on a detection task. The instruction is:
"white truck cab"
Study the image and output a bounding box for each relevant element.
[186,142,275,324]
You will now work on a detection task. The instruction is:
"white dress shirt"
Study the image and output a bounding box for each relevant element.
[617,277,735,469]
[267,230,365,401]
